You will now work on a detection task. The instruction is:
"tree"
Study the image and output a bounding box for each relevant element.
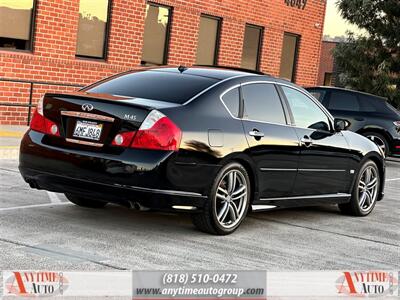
[333,0,400,108]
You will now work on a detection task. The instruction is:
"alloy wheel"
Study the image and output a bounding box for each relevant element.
[358,166,378,212]
[214,170,248,229]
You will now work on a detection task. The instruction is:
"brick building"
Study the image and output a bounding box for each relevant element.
[0,0,327,125]
[317,40,337,86]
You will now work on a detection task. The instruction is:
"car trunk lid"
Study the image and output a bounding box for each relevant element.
[40,92,179,150]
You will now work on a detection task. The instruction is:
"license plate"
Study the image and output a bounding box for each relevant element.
[73,120,103,141]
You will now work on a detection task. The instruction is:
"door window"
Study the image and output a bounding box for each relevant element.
[308,89,326,104]
[329,91,360,111]
[242,83,286,124]
[282,86,330,131]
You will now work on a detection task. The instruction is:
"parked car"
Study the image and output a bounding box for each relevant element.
[19,67,385,235]
[306,86,400,157]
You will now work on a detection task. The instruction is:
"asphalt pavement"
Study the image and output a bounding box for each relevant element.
[0,126,399,270]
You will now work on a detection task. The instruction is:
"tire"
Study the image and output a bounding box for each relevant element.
[339,160,379,216]
[65,193,108,208]
[191,162,251,235]
[362,132,390,156]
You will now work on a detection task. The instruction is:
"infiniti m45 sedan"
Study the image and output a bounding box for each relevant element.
[19,67,385,235]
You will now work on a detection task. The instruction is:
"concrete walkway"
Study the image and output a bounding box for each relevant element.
[0,125,28,159]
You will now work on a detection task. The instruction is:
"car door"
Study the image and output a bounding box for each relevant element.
[279,85,351,196]
[240,82,300,198]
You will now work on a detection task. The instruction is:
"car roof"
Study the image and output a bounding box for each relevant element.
[144,66,270,81]
[306,86,387,101]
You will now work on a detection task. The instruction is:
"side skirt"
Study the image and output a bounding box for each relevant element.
[252,193,351,211]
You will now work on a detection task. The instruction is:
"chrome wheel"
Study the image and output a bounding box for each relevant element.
[366,134,386,155]
[358,166,378,212]
[215,170,248,229]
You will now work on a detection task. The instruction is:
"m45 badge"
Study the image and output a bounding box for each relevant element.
[124,114,137,121]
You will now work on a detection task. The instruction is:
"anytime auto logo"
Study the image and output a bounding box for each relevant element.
[336,271,398,296]
[4,271,69,297]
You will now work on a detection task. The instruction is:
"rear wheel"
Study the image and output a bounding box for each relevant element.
[65,193,108,208]
[339,160,379,216]
[362,132,389,156]
[191,162,250,235]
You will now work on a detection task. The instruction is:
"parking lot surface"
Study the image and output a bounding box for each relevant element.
[0,129,399,270]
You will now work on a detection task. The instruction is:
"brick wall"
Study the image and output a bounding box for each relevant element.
[0,0,327,125]
[317,40,337,86]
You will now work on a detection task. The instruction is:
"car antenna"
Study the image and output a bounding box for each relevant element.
[178,65,187,73]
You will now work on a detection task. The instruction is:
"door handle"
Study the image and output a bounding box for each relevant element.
[249,130,265,138]
[300,136,313,147]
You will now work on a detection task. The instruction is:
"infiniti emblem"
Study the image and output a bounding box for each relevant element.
[82,103,94,111]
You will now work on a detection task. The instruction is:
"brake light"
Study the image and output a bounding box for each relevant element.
[30,97,59,136]
[131,110,181,151]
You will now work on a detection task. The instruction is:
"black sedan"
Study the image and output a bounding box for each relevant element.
[306,86,400,157]
[19,67,385,235]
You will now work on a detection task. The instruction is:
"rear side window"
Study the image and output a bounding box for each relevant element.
[221,88,240,117]
[86,71,219,104]
[242,83,286,124]
[329,91,360,111]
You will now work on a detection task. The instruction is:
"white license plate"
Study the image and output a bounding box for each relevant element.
[73,120,103,141]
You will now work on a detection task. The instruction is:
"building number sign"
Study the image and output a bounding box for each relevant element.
[284,0,307,10]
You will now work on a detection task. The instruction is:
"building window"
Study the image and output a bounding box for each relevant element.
[0,0,36,51]
[241,24,263,71]
[76,0,111,59]
[323,72,333,86]
[196,15,221,66]
[279,33,300,82]
[141,2,172,66]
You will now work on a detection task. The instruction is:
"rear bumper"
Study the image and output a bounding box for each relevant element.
[19,130,209,210]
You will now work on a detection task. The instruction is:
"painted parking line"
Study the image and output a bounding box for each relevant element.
[0,130,24,138]
[0,202,72,212]
[47,191,62,203]
[386,178,400,182]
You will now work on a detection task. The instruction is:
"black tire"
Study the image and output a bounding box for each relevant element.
[191,162,251,235]
[339,160,380,216]
[65,193,108,208]
[362,132,390,156]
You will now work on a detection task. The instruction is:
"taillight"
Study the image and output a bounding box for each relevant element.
[30,97,60,136]
[131,110,181,151]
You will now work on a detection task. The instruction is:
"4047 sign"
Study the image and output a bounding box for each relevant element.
[285,0,307,10]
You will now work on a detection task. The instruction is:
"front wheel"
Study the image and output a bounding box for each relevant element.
[339,160,380,216]
[65,193,108,208]
[191,162,250,235]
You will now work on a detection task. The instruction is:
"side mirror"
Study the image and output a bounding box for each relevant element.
[334,118,350,132]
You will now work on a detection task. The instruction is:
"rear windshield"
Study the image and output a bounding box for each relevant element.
[85,70,219,104]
